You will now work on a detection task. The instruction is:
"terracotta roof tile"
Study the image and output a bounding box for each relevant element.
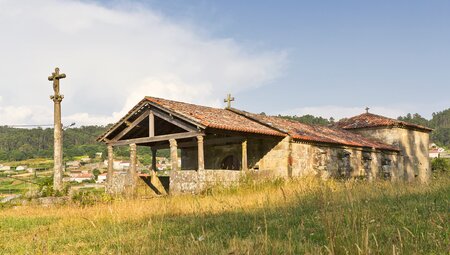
[99,96,399,151]
[336,113,432,132]
[145,97,285,137]
[230,109,399,151]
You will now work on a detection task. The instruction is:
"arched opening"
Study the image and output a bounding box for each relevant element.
[220,155,241,170]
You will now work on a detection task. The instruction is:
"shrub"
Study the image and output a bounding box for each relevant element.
[431,158,449,172]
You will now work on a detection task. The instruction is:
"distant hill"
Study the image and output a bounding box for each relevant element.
[0,126,108,162]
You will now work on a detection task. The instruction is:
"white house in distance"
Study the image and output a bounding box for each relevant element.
[96,173,107,183]
[429,143,446,158]
[103,160,130,171]
[69,173,94,183]
[0,165,11,171]
[15,165,28,171]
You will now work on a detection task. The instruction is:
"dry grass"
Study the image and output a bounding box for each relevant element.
[0,173,449,254]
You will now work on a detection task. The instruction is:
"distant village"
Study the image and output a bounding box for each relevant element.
[0,154,178,189]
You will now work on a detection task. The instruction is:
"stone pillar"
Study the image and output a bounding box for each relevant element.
[107,145,114,189]
[242,139,248,171]
[197,136,204,171]
[169,139,178,171]
[129,143,138,193]
[151,148,157,171]
[52,96,64,191]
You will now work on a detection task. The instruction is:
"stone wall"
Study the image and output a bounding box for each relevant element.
[348,127,430,182]
[249,136,290,177]
[170,169,243,194]
[289,142,402,180]
[107,172,134,194]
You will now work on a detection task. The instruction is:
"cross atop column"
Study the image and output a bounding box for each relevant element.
[224,93,235,109]
[365,107,370,113]
[48,67,66,101]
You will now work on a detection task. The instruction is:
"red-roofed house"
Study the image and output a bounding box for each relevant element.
[98,97,430,194]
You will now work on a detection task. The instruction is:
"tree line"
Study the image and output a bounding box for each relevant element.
[0,108,448,162]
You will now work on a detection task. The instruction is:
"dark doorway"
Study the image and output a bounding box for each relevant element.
[220,155,241,170]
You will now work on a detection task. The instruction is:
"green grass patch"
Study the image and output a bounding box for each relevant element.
[0,172,448,254]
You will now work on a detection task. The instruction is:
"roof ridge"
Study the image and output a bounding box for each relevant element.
[338,112,432,132]
[226,108,290,135]
[145,96,224,111]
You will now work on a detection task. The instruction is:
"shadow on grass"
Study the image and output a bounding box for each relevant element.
[93,183,449,254]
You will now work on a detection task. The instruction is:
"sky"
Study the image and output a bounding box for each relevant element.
[0,0,449,127]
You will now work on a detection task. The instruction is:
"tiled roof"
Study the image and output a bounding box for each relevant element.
[230,109,399,151]
[336,113,432,132]
[99,96,399,151]
[145,97,285,137]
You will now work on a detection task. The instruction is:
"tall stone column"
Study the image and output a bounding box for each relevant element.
[242,139,248,171]
[52,96,64,191]
[169,139,178,171]
[197,136,204,171]
[48,67,66,192]
[107,145,114,190]
[129,143,138,193]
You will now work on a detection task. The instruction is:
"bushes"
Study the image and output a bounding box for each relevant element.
[431,158,449,172]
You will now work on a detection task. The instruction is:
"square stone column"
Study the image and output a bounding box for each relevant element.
[107,145,114,189]
[197,136,204,171]
[129,143,138,193]
[242,139,248,171]
[169,139,178,171]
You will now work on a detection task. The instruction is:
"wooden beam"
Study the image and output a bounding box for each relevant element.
[112,110,150,142]
[150,136,245,150]
[152,108,198,132]
[109,131,204,146]
[146,101,206,129]
[100,100,149,141]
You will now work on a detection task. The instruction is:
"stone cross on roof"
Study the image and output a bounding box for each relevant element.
[224,93,235,109]
[365,107,370,113]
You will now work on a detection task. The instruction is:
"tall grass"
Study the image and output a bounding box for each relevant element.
[0,172,448,254]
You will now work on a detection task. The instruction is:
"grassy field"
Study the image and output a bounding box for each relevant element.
[0,172,448,254]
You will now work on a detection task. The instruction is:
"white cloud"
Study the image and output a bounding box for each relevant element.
[278,105,409,120]
[0,0,286,126]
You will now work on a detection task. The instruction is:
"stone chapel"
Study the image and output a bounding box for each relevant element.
[97,96,432,194]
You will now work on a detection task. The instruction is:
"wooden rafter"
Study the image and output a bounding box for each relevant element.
[152,108,198,132]
[112,110,150,142]
[109,131,204,146]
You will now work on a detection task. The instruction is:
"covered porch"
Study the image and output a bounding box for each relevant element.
[99,99,250,194]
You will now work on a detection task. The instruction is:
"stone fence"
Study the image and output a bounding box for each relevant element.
[170,169,243,194]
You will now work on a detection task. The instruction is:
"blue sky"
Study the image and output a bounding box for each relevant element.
[142,0,450,116]
[0,0,448,125]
